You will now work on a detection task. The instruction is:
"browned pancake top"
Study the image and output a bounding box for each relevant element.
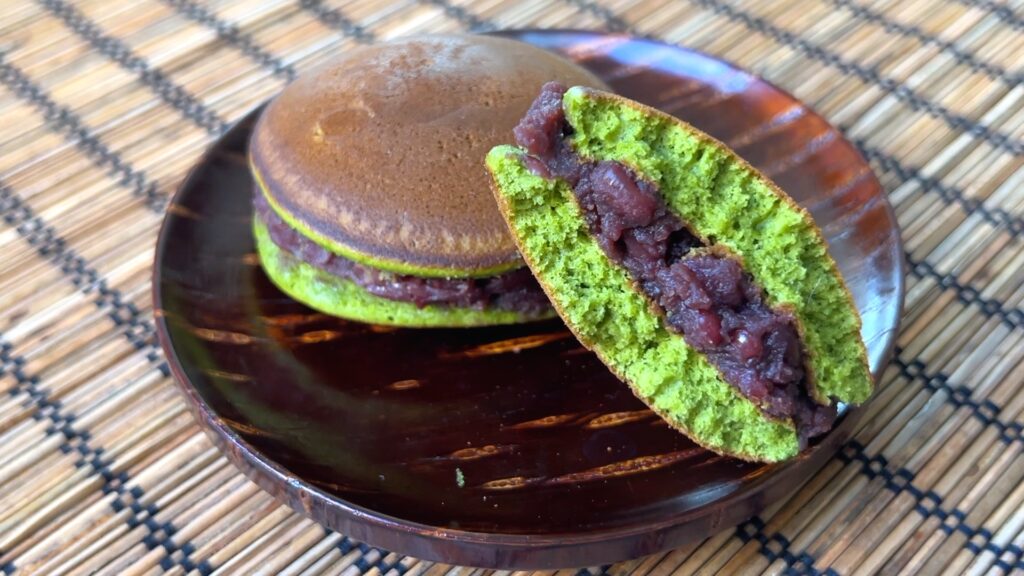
[250,34,605,275]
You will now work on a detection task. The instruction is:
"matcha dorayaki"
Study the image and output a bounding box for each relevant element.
[249,35,605,326]
[486,83,873,462]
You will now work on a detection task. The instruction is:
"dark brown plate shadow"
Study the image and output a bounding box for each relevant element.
[153,30,904,569]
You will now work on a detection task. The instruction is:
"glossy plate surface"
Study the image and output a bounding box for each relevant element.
[154,30,904,569]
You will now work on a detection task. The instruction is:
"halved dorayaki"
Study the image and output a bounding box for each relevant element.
[487,83,873,462]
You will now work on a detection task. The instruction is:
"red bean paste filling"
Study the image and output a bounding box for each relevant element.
[515,82,835,442]
[254,192,550,315]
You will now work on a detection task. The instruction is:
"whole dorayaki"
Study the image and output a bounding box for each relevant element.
[250,34,606,326]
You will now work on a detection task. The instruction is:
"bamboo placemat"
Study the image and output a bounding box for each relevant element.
[1,0,1022,573]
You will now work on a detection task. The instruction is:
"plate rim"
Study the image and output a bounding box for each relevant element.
[152,28,905,568]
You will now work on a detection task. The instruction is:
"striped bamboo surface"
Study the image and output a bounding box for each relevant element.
[1,0,1023,574]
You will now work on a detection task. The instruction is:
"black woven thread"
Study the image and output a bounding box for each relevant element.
[2,336,166,576]
[735,518,839,575]
[0,186,167,374]
[418,0,497,31]
[574,565,613,576]
[39,0,228,134]
[684,0,1024,155]
[906,255,1024,331]
[892,346,1024,567]
[0,54,167,212]
[733,300,1024,572]
[0,341,177,572]
[0,342,31,387]
[953,0,1024,30]
[839,441,1024,569]
[892,348,1023,444]
[0,183,219,571]
[852,138,1024,238]
[562,0,631,32]
[299,0,376,42]
[335,536,409,574]
[993,543,1024,572]
[158,0,296,81]
[35,383,190,571]
[830,0,1022,84]
[741,440,1024,573]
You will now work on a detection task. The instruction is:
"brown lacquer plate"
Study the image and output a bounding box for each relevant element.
[154,30,904,569]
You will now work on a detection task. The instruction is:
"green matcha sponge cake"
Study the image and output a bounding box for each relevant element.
[486,83,873,462]
[249,35,607,327]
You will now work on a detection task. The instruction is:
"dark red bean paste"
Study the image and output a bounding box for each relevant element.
[254,192,550,315]
[515,82,834,441]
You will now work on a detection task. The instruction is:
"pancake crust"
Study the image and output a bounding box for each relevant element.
[254,217,554,327]
[250,34,606,277]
